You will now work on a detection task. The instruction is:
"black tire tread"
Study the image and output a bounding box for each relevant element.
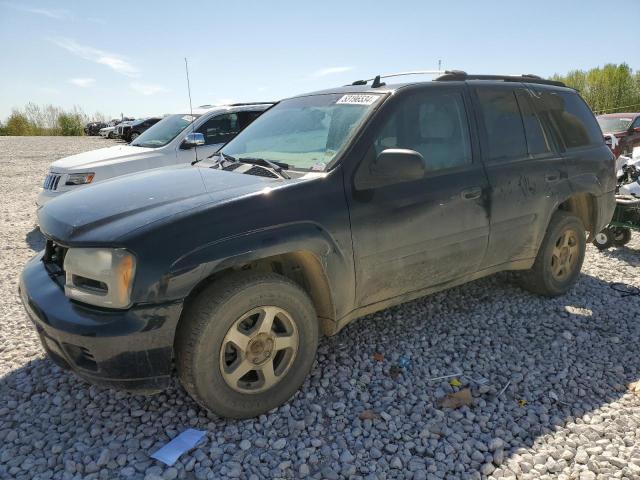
[174,271,317,417]
[518,210,585,296]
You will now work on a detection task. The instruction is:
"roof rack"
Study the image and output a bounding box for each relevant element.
[350,70,460,87]
[349,70,565,88]
[435,72,565,87]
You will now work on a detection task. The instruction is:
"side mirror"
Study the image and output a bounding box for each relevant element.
[181,132,205,149]
[355,148,425,190]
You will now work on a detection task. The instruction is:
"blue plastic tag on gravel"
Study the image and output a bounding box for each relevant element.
[151,429,206,466]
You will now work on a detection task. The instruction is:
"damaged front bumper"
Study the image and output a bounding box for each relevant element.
[19,252,183,393]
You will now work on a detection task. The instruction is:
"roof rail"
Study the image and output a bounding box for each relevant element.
[435,72,566,87]
[350,70,465,87]
[198,102,276,108]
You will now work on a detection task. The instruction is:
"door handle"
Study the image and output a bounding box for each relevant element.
[461,187,482,200]
[545,173,560,183]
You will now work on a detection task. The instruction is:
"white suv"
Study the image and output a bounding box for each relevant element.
[37,103,272,207]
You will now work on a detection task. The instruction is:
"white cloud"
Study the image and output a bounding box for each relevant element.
[51,38,139,77]
[2,3,69,19]
[311,66,354,77]
[130,82,169,96]
[69,78,95,87]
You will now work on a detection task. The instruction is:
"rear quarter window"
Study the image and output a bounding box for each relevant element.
[533,90,603,149]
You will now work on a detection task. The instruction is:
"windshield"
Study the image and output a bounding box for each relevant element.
[221,93,383,170]
[131,114,200,148]
[597,117,633,133]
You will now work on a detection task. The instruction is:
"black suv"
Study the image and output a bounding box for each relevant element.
[125,117,162,142]
[20,72,615,418]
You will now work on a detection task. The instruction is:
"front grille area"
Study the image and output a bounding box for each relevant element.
[43,240,67,278]
[43,173,62,190]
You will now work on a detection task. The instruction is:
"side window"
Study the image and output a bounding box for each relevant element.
[197,113,240,145]
[370,92,472,172]
[515,90,552,155]
[238,110,263,129]
[535,90,603,149]
[476,88,527,161]
[632,117,640,129]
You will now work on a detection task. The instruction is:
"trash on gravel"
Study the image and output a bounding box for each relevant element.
[449,378,462,387]
[398,356,412,370]
[359,410,379,420]
[498,380,511,397]
[150,429,206,466]
[518,399,528,407]
[439,388,473,409]
[372,352,384,361]
[426,372,463,382]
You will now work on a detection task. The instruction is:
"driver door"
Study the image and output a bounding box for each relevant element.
[347,86,490,307]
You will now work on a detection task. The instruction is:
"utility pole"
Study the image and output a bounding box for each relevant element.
[438,59,442,71]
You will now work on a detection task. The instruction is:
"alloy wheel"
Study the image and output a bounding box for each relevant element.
[219,306,299,393]
[551,228,579,280]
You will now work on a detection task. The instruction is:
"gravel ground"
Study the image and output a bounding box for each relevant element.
[1,136,639,480]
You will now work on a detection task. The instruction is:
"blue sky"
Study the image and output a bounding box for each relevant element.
[1,0,638,121]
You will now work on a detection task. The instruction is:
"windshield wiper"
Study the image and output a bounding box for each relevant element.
[236,157,291,179]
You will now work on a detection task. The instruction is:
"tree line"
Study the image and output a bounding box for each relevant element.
[1,64,639,136]
[551,63,640,114]
[0,103,110,136]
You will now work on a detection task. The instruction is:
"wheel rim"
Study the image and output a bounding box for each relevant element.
[551,228,579,280]
[219,306,299,394]
[594,232,608,245]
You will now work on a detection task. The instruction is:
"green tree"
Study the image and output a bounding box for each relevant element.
[5,111,33,135]
[552,63,640,114]
[57,113,84,136]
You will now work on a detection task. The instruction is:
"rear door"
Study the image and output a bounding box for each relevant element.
[472,83,569,268]
[347,85,490,307]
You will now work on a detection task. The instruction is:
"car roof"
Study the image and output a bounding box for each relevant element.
[189,103,274,115]
[597,112,640,118]
[294,78,574,100]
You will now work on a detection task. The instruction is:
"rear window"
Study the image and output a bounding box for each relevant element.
[476,88,527,161]
[533,90,603,149]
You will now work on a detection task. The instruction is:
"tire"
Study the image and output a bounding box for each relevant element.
[518,211,586,296]
[611,227,632,246]
[592,228,614,250]
[175,271,319,418]
[108,132,115,139]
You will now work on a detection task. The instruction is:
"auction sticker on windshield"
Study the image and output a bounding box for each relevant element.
[336,94,379,105]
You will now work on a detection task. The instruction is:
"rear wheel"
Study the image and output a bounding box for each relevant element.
[518,211,586,296]
[175,272,319,418]
[611,227,632,246]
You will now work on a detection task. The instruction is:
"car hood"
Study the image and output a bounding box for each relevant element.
[38,166,283,243]
[50,145,157,172]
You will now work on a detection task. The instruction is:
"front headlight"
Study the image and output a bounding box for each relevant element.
[63,248,136,309]
[65,172,95,186]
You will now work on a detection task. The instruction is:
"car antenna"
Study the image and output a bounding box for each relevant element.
[184,57,198,159]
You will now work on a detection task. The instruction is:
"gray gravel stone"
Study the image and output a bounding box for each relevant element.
[1,136,639,480]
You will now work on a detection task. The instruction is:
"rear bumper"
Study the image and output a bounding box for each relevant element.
[19,252,184,393]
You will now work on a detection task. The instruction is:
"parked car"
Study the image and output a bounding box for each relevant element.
[124,117,163,142]
[116,119,136,140]
[98,125,116,138]
[84,122,106,136]
[36,104,271,206]
[597,113,640,157]
[21,73,615,418]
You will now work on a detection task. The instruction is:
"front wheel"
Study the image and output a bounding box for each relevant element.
[593,228,614,250]
[611,227,632,246]
[518,211,586,296]
[175,272,319,418]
